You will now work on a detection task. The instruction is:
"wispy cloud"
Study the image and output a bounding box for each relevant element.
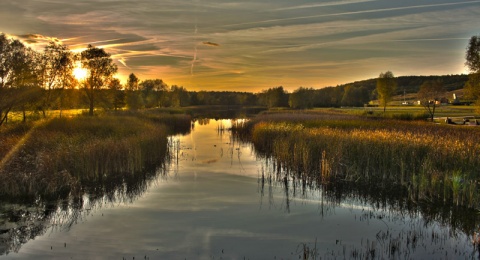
[224,1,480,27]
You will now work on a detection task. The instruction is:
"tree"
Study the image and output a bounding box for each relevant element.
[170,85,190,107]
[289,87,315,109]
[80,45,118,116]
[258,86,289,108]
[376,71,397,113]
[465,35,480,73]
[341,85,370,107]
[0,34,41,125]
[108,78,125,111]
[38,41,75,117]
[417,80,446,121]
[140,79,168,108]
[126,73,139,91]
[125,73,143,110]
[465,35,480,112]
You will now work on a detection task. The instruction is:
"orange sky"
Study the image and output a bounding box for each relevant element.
[2,0,479,92]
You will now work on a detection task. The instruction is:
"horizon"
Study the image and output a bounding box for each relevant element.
[1,0,479,92]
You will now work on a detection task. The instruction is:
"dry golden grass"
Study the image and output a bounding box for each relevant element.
[0,112,191,200]
[237,111,480,209]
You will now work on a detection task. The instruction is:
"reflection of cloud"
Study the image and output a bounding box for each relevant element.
[203,41,220,47]
[202,159,219,164]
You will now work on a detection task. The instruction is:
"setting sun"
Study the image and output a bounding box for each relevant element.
[73,64,87,80]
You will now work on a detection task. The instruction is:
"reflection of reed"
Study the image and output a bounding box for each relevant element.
[0,160,170,256]
[258,158,480,258]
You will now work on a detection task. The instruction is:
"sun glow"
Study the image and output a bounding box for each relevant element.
[73,63,88,80]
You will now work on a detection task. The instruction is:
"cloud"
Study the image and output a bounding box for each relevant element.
[224,0,480,27]
[17,33,60,43]
[202,41,220,47]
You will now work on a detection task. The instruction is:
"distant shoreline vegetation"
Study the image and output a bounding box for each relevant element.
[232,110,480,210]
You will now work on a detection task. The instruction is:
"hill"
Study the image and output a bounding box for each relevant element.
[336,74,468,94]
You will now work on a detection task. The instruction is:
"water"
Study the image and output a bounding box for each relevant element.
[0,119,478,259]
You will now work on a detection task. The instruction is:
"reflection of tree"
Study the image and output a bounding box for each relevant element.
[0,156,169,256]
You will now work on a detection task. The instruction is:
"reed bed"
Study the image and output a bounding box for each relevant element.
[0,113,190,200]
[235,111,480,209]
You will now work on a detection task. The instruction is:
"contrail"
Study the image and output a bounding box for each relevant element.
[191,24,198,76]
[275,0,378,11]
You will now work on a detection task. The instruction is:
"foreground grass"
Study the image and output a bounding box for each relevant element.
[233,111,480,209]
[0,112,191,200]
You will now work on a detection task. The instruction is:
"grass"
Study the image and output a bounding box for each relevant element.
[233,110,480,209]
[0,111,191,200]
[318,105,477,119]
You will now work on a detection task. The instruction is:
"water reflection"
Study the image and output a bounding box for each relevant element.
[0,120,180,257]
[257,149,480,259]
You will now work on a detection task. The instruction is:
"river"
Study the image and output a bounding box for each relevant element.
[1,119,477,259]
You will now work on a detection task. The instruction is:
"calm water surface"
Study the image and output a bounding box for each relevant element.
[1,119,477,259]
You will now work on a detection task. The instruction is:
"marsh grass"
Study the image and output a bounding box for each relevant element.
[0,113,191,200]
[234,111,480,209]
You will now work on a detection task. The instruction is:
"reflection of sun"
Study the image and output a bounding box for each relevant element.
[73,63,87,80]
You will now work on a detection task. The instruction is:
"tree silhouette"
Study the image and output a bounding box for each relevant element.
[80,45,117,116]
[0,34,40,125]
[38,41,75,117]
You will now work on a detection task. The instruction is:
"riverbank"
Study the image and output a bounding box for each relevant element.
[0,111,191,201]
[233,110,480,209]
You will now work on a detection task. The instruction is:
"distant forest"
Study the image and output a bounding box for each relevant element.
[257,74,468,109]
[18,74,469,111]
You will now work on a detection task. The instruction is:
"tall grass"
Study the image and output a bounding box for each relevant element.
[235,111,480,209]
[0,113,191,200]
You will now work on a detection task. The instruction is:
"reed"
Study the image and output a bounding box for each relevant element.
[238,111,480,209]
[0,113,188,200]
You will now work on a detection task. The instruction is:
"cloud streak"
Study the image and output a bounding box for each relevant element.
[224,1,480,27]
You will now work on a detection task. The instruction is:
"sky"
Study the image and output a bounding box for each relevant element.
[1,0,479,92]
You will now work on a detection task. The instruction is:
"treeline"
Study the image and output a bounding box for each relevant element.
[255,74,468,109]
